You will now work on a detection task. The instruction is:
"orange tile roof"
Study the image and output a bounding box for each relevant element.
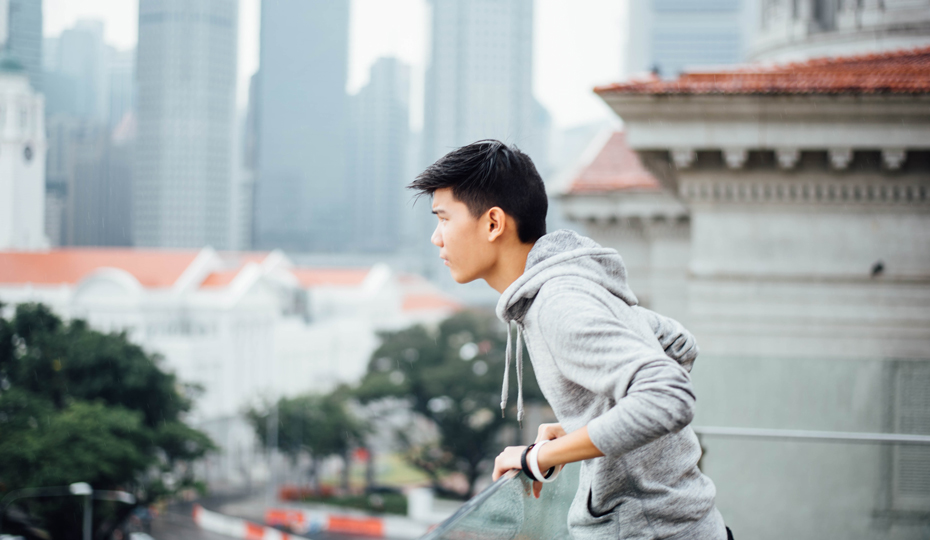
[290,268,370,288]
[401,293,462,313]
[595,46,930,97]
[200,270,241,288]
[0,249,200,287]
[566,132,661,194]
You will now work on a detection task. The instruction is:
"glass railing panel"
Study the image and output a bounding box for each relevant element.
[422,463,580,540]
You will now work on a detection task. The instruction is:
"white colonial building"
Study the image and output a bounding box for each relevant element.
[0,248,460,485]
[562,45,930,539]
[752,0,930,62]
[0,57,46,250]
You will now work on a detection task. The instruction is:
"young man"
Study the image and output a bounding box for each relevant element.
[409,140,729,540]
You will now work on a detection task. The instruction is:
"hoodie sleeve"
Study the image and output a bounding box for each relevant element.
[633,306,699,372]
[536,288,696,458]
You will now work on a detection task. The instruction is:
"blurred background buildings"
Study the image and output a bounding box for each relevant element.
[0,0,928,538]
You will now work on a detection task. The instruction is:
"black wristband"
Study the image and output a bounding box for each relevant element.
[521,444,538,481]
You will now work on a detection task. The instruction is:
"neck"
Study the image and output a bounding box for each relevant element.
[485,241,535,294]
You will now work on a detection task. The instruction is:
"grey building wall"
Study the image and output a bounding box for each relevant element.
[253,0,351,253]
[626,0,752,77]
[422,0,546,167]
[6,0,41,91]
[134,0,238,249]
[348,58,410,253]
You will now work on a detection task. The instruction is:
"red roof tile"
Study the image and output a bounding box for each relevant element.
[402,293,462,313]
[567,132,661,194]
[595,46,930,96]
[0,249,200,287]
[291,268,370,288]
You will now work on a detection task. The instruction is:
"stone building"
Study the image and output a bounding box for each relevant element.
[0,58,46,250]
[561,46,930,539]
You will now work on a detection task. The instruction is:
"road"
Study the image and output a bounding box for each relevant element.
[149,504,397,540]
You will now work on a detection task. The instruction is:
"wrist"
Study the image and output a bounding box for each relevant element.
[536,440,555,472]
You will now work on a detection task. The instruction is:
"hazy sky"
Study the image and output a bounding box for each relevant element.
[43,0,628,130]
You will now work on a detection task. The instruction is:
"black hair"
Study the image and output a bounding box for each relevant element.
[408,140,548,243]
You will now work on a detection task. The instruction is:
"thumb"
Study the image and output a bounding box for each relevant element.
[533,481,543,499]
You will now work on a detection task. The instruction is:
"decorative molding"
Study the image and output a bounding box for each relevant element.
[671,148,696,169]
[723,148,748,169]
[829,148,853,170]
[882,148,906,171]
[681,179,930,205]
[776,148,800,169]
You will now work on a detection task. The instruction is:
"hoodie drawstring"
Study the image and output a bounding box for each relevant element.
[500,321,525,428]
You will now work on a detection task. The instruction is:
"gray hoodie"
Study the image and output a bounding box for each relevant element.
[496,230,725,540]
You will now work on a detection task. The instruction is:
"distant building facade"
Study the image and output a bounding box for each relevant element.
[349,58,411,253]
[253,0,351,253]
[0,61,45,250]
[422,0,547,168]
[134,0,238,249]
[626,0,752,77]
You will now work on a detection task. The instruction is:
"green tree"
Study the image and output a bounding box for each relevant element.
[0,303,215,540]
[247,389,367,492]
[354,310,545,498]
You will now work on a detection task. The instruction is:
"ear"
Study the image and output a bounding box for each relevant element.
[486,207,507,242]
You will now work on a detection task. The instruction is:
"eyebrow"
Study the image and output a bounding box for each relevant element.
[432,207,447,215]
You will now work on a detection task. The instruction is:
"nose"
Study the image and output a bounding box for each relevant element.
[431,222,443,248]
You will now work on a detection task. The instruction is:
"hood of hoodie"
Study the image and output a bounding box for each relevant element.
[496,229,638,325]
[494,230,638,425]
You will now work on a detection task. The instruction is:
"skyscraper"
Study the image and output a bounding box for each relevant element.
[253,0,351,253]
[626,0,753,78]
[107,47,135,128]
[134,0,238,249]
[52,20,108,123]
[4,0,42,91]
[422,0,546,167]
[349,58,410,253]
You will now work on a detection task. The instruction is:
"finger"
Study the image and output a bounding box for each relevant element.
[533,481,542,499]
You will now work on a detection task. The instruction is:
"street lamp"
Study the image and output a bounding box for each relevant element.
[69,483,92,540]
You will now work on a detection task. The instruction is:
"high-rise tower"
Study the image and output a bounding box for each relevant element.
[422,0,545,169]
[3,0,42,91]
[253,0,351,253]
[134,0,238,248]
[626,0,752,78]
[349,58,410,253]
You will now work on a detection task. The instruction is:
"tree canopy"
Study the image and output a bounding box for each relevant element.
[354,310,545,498]
[0,303,215,540]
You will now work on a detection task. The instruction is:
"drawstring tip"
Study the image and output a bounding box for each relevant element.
[500,403,506,418]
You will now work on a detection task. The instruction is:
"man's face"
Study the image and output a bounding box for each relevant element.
[431,188,496,284]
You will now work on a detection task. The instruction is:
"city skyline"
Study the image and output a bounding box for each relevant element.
[43,0,626,130]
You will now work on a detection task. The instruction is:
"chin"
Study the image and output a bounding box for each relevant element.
[449,268,479,284]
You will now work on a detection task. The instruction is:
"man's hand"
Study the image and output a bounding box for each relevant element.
[535,423,566,444]
[492,423,569,499]
[492,445,527,482]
